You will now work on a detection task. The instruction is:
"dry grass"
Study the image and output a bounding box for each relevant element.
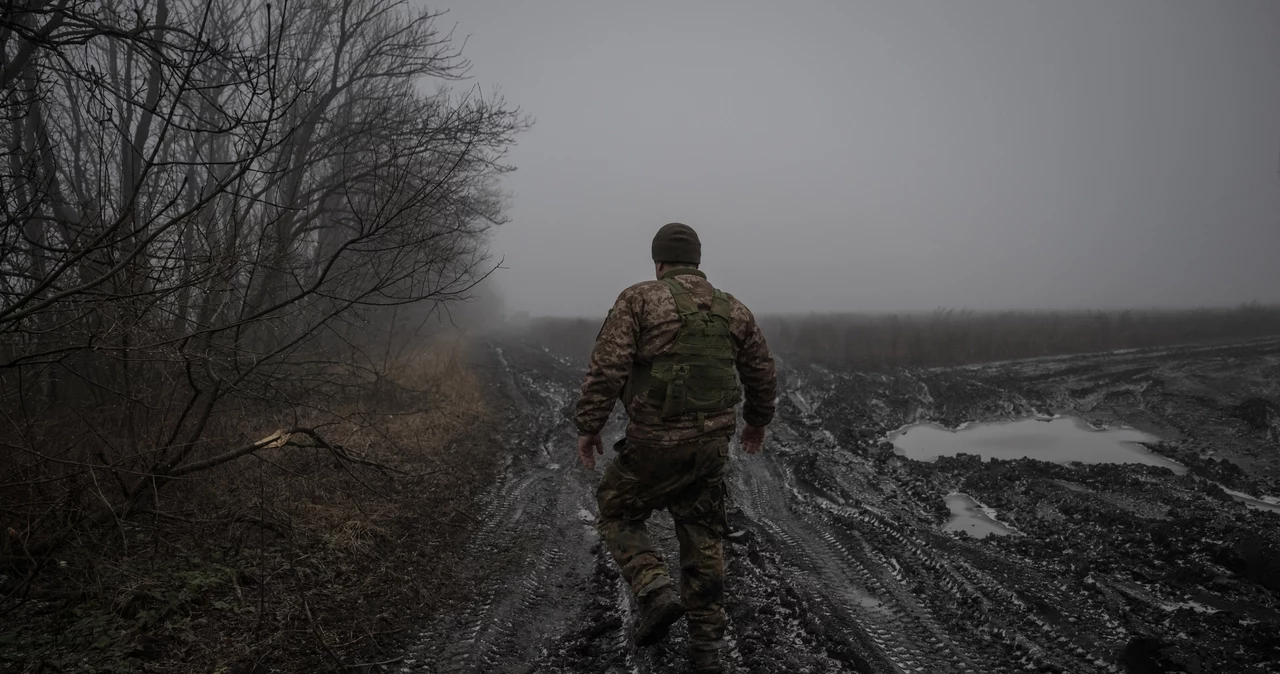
[0,337,501,674]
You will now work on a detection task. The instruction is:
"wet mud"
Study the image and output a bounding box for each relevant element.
[401,338,1280,673]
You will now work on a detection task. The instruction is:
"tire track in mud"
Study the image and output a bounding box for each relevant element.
[747,376,1138,674]
[733,436,976,674]
[722,370,1140,674]
[402,345,607,673]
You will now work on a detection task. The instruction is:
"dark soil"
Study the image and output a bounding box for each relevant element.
[399,336,1280,673]
[8,337,1279,673]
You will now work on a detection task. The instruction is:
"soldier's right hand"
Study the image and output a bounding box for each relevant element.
[577,433,604,470]
[740,425,765,455]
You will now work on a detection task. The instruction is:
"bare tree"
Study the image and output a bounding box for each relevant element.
[0,0,525,591]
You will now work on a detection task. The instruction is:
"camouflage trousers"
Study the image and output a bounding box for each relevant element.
[596,436,730,653]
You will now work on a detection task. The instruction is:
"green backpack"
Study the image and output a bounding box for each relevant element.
[624,278,742,420]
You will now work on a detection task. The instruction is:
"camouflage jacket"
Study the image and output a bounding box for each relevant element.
[574,269,777,447]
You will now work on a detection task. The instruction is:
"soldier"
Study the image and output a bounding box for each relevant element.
[575,222,777,674]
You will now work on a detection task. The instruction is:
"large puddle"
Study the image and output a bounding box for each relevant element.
[890,416,1279,531]
[889,416,1180,472]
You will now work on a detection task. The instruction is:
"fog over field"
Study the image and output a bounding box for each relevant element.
[6,3,1280,672]
[448,0,1280,316]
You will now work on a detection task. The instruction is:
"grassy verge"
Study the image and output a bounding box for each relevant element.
[1,340,498,673]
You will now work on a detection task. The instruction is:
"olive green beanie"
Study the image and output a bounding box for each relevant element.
[651,222,701,265]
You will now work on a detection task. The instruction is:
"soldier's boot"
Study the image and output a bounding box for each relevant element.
[690,647,726,674]
[634,586,685,647]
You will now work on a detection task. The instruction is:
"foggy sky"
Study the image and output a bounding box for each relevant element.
[444,0,1280,317]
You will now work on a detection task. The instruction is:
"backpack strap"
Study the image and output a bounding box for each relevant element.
[710,289,732,322]
[661,278,701,318]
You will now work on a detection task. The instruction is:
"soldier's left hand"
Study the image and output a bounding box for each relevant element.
[577,433,604,469]
[740,424,766,454]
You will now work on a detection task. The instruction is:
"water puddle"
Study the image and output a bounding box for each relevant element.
[891,416,1280,514]
[889,416,1180,472]
[858,594,883,608]
[944,493,1014,538]
[1223,489,1280,513]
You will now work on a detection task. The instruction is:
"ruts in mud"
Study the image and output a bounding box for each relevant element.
[401,338,1280,673]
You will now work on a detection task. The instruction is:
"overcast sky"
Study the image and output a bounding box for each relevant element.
[442,0,1280,317]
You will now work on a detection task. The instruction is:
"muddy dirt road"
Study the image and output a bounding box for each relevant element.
[400,338,1280,673]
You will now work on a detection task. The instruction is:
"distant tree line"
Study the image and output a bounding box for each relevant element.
[525,304,1280,369]
[1,0,524,578]
[760,305,1280,367]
